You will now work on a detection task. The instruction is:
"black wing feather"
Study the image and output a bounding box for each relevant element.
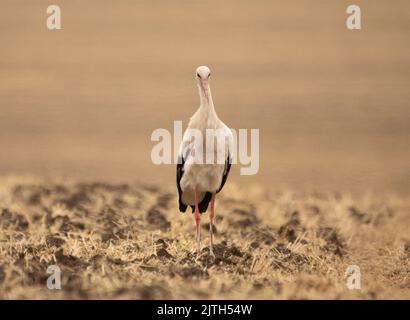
[217,155,232,193]
[176,155,187,213]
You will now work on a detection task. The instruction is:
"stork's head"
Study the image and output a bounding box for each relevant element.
[196,66,211,91]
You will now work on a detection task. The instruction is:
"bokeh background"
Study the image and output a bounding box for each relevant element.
[1,0,409,194]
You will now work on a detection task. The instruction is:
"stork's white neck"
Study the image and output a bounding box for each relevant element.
[198,84,217,118]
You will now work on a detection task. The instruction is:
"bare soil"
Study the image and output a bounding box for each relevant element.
[0,177,409,299]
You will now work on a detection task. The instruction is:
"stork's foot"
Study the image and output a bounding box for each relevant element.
[193,248,206,264]
[191,245,202,261]
[208,248,216,264]
[191,247,216,265]
[197,246,216,265]
[195,252,201,262]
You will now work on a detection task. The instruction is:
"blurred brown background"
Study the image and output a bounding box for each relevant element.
[1,0,409,193]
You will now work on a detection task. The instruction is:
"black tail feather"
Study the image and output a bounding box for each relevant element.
[190,192,212,214]
[179,201,188,213]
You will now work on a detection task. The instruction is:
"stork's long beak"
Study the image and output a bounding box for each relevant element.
[200,78,210,103]
[200,78,209,91]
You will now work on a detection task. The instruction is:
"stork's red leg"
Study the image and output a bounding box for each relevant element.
[194,189,201,256]
[209,193,216,258]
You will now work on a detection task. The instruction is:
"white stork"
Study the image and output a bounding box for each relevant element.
[176,66,233,258]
